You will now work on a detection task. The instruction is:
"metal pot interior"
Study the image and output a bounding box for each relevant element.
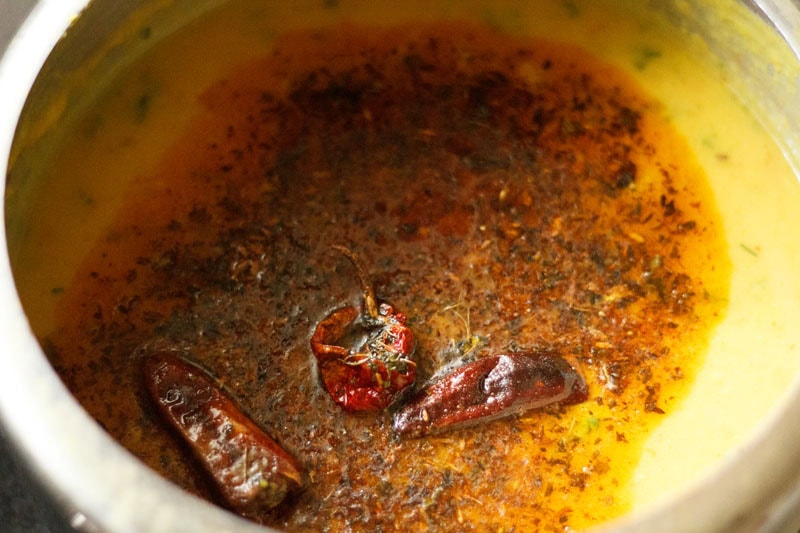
[2,0,800,531]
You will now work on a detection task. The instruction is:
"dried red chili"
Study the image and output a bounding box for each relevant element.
[142,351,304,516]
[310,246,417,412]
[393,350,588,438]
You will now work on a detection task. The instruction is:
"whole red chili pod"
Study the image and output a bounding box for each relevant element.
[143,351,304,516]
[310,246,417,412]
[393,351,588,438]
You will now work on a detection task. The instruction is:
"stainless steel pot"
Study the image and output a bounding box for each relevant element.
[1,1,799,531]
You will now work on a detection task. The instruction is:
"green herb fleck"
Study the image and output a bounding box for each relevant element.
[650,254,664,270]
[81,113,103,139]
[634,46,662,70]
[561,0,580,18]
[51,287,65,295]
[77,189,94,206]
[135,93,151,122]
[740,243,759,257]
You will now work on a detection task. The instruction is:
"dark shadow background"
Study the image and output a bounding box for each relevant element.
[0,429,70,532]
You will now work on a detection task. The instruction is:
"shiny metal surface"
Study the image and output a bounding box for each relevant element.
[1,1,799,532]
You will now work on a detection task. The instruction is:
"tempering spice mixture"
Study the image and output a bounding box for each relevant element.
[45,22,729,531]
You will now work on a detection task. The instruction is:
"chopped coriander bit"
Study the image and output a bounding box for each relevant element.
[650,254,664,270]
[51,287,65,295]
[135,93,152,123]
[633,45,662,70]
[561,0,581,18]
[701,135,717,149]
[76,189,94,206]
[740,243,759,257]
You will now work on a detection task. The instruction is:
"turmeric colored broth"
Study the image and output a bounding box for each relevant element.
[28,18,732,531]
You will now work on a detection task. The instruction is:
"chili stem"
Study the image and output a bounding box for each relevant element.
[332,245,379,318]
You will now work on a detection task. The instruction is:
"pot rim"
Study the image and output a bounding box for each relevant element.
[0,1,799,532]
